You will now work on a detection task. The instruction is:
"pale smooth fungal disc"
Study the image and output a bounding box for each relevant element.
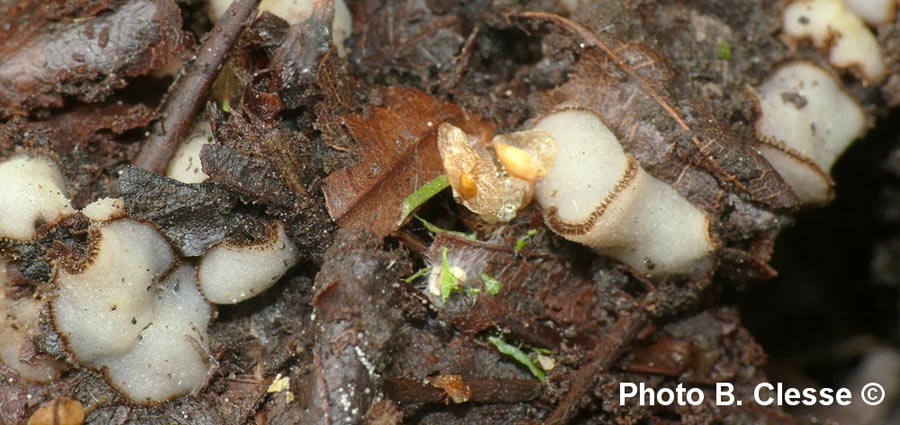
[81,197,126,222]
[0,154,74,241]
[783,0,886,81]
[208,0,353,57]
[842,0,896,25]
[0,262,66,382]
[101,264,213,403]
[531,109,715,278]
[166,121,212,184]
[752,61,867,205]
[197,222,298,304]
[52,219,177,362]
[51,220,215,402]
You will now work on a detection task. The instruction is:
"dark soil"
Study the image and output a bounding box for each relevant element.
[0,0,897,424]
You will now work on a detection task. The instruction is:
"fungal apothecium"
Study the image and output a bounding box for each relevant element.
[0,152,299,402]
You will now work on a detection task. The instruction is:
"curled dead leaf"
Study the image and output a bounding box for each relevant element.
[322,87,494,236]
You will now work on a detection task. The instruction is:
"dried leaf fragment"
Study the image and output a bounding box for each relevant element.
[27,397,85,425]
[322,87,493,236]
[428,375,471,404]
[437,123,532,223]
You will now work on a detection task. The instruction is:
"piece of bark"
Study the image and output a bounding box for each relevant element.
[200,141,297,209]
[268,0,334,110]
[301,230,412,424]
[0,0,188,117]
[29,102,157,154]
[119,166,266,257]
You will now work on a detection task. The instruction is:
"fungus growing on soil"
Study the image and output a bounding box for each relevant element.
[0,262,66,382]
[81,197,126,222]
[52,219,176,362]
[101,264,213,403]
[0,148,305,401]
[197,222,298,304]
[0,154,74,241]
[439,109,714,278]
[783,0,886,81]
[842,0,896,25]
[208,0,353,56]
[751,61,867,205]
[51,219,214,403]
[531,109,715,277]
[166,121,212,184]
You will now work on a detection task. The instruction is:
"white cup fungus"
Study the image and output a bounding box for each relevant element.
[0,262,66,382]
[783,0,886,81]
[0,154,74,241]
[0,145,301,402]
[52,219,176,362]
[531,109,715,277]
[751,61,867,205]
[842,0,896,25]
[81,197,127,222]
[197,222,298,304]
[101,264,213,403]
[166,121,212,184]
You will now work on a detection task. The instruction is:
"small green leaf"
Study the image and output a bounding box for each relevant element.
[717,41,732,61]
[398,175,450,225]
[488,336,547,382]
[403,267,432,284]
[480,273,501,296]
[440,247,460,302]
[414,215,476,241]
[514,229,538,254]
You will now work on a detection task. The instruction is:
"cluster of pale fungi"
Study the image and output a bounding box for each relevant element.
[0,0,346,405]
[0,153,298,403]
[0,0,890,406]
[437,0,885,279]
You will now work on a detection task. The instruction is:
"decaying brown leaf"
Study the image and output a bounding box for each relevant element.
[428,374,471,404]
[322,86,494,236]
[425,233,608,347]
[0,0,188,117]
[26,397,84,425]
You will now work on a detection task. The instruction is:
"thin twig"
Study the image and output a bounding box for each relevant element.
[134,0,261,173]
[544,311,650,425]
